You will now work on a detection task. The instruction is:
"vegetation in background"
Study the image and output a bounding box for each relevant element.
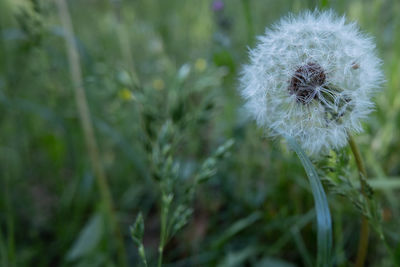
[1,0,400,266]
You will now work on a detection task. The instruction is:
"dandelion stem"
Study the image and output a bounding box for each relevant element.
[348,135,370,267]
[56,0,127,265]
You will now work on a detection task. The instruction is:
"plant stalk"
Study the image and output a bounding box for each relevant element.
[348,135,370,267]
[108,0,141,89]
[241,0,255,46]
[158,197,170,267]
[56,0,127,265]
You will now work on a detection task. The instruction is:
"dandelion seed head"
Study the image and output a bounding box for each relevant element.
[240,10,383,155]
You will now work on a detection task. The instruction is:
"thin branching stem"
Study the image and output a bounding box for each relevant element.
[56,0,127,265]
[348,135,370,267]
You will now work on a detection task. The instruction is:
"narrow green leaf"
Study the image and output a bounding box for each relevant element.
[362,178,400,190]
[285,136,332,267]
[217,246,257,267]
[66,213,103,261]
[212,212,262,248]
[258,257,296,267]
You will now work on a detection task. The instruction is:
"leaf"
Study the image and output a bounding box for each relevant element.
[212,212,262,248]
[217,247,257,267]
[257,257,297,267]
[285,136,332,267]
[66,213,104,261]
[362,178,400,190]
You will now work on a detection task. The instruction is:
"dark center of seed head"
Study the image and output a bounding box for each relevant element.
[288,62,326,104]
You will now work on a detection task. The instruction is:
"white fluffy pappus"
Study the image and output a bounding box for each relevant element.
[240,10,383,155]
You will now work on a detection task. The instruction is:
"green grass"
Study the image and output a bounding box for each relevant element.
[1,0,400,266]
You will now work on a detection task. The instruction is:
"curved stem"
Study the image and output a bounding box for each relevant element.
[56,1,127,265]
[348,135,370,267]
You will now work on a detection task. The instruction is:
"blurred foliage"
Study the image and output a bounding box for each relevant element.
[1,0,400,266]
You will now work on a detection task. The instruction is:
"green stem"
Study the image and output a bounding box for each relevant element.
[158,221,165,266]
[138,244,148,267]
[108,0,141,89]
[240,0,255,45]
[158,246,163,267]
[56,1,127,266]
[5,175,15,267]
[348,135,370,267]
[158,197,170,267]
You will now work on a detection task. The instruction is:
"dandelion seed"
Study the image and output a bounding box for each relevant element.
[239,10,383,155]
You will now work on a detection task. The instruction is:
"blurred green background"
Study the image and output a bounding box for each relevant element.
[1,0,400,266]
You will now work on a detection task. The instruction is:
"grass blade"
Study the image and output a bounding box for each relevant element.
[285,136,332,267]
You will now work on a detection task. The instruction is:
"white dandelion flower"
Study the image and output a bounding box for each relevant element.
[240,10,383,155]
